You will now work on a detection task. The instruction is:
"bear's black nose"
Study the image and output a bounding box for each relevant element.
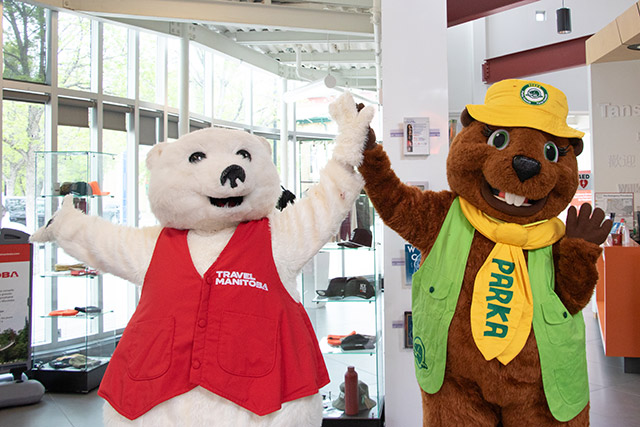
[220,165,246,188]
[512,155,541,182]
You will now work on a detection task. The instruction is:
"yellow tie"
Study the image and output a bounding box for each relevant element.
[459,197,565,364]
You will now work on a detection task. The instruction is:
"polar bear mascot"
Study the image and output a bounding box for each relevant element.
[31,93,375,427]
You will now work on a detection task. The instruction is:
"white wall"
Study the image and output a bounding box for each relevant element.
[447,0,639,115]
[485,0,638,58]
[590,60,640,218]
[381,1,449,426]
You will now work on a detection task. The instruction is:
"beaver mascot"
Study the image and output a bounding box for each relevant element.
[359,79,612,426]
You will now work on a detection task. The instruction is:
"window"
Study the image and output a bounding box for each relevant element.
[58,12,91,91]
[167,37,180,108]
[139,32,159,104]
[2,100,45,232]
[214,53,249,123]
[189,44,207,115]
[253,68,280,129]
[2,0,47,83]
[103,23,128,97]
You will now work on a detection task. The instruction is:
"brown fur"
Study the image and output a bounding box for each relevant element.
[359,110,610,426]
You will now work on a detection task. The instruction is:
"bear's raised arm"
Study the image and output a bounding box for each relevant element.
[358,145,455,254]
[270,93,374,275]
[30,195,160,285]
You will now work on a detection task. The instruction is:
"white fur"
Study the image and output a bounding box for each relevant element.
[31,92,374,427]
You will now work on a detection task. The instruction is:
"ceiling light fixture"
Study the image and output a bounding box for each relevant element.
[627,43,640,51]
[556,1,572,34]
[535,11,546,22]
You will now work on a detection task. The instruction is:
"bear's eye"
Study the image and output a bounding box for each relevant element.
[189,152,206,163]
[544,142,559,162]
[236,149,251,161]
[487,129,509,150]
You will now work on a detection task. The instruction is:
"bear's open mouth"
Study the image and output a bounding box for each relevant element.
[209,196,243,208]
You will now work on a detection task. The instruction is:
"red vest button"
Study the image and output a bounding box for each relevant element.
[206,277,213,285]
[198,319,207,328]
[192,360,201,369]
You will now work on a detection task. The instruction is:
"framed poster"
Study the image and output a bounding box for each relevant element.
[404,244,421,287]
[594,192,634,226]
[403,117,430,156]
[404,311,413,349]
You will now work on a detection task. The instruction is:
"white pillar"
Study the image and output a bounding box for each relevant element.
[381,1,449,425]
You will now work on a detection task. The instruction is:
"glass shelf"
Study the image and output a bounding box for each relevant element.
[40,310,114,320]
[319,337,377,355]
[38,194,114,199]
[313,296,377,303]
[39,271,100,278]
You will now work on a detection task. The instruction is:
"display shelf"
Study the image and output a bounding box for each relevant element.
[29,150,120,392]
[301,191,384,425]
[40,311,114,320]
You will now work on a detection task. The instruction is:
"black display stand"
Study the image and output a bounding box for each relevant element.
[29,361,108,393]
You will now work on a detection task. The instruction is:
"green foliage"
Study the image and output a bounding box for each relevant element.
[3,101,44,197]
[0,320,30,364]
[2,0,46,83]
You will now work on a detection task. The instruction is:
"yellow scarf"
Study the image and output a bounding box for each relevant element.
[459,197,564,364]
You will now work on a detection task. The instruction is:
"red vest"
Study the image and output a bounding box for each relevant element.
[98,219,329,419]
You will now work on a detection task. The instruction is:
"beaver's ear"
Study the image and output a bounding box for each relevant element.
[569,138,583,156]
[460,108,475,127]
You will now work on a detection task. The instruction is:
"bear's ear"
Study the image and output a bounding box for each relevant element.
[460,108,475,127]
[258,136,272,155]
[146,142,169,170]
[569,138,583,156]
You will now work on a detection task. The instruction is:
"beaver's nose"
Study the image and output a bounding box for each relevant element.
[220,165,246,188]
[512,155,541,182]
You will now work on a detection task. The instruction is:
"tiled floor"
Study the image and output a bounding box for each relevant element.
[1,304,639,427]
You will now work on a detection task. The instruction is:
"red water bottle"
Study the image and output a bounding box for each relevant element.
[344,366,359,415]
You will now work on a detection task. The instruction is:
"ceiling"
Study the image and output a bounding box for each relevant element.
[34,0,537,96]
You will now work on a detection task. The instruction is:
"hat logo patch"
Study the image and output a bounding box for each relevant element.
[520,84,548,106]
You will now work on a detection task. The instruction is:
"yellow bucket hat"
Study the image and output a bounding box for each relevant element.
[466,79,584,139]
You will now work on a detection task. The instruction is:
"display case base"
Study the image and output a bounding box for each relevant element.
[27,361,108,393]
[322,401,384,427]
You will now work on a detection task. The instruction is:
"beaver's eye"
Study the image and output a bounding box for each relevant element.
[236,149,251,161]
[189,152,206,163]
[487,129,509,150]
[544,142,559,162]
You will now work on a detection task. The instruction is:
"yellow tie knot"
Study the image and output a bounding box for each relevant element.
[494,223,528,247]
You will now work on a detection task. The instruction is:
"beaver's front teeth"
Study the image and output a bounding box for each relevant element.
[505,192,526,207]
[495,191,530,207]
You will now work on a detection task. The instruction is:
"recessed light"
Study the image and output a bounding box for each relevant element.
[535,11,546,22]
[627,44,640,51]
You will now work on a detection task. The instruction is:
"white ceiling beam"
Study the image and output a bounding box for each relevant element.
[33,0,373,35]
[228,30,372,45]
[272,50,375,63]
[108,18,286,76]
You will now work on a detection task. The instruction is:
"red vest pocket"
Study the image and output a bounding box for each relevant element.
[122,317,175,381]
[218,311,277,377]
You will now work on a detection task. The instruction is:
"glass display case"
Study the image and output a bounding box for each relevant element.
[301,193,384,426]
[29,151,120,392]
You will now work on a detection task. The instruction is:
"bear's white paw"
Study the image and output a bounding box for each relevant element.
[329,92,375,167]
[30,194,80,243]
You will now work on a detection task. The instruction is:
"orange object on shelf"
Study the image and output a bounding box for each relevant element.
[48,309,79,316]
[595,239,640,358]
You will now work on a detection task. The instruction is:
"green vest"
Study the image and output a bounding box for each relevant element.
[412,197,588,422]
